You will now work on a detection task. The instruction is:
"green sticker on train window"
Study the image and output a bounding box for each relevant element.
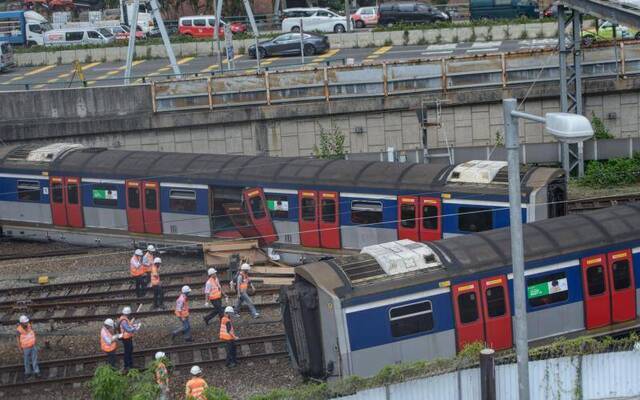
[527,277,568,299]
[93,189,118,200]
[267,199,288,211]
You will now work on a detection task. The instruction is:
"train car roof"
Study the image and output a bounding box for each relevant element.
[0,144,562,193]
[296,203,640,305]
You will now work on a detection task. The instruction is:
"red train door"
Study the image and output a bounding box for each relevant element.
[64,177,84,228]
[452,281,485,351]
[581,255,612,329]
[298,190,320,248]
[142,181,162,234]
[126,180,144,233]
[50,176,68,227]
[319,191,340,249]
[607,250,636,323]
[243,188,278,245]
[419,197,442,242]
[480,275,513,351]
[397,196,419,241]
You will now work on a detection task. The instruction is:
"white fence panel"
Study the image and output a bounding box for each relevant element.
[530,357,577,400]
[583,350,640,399]
[338,387,386,400]
[459,368,481,399]
[389,371,459,400]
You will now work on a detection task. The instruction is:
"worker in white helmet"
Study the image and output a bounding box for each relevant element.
[203,267,227,326]
[185,365,208,400]
[172,286,193,342]
[16,315,40,379]
[130,249,145,298]
[220,306,239,367]
[235,262,260,318]
[150,257,164,309]
[154,351,170,400]
[143,245,156,287]
[118,306,141,371]
[100,318,122,368]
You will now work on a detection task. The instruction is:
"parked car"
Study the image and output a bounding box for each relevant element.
[582,19,640,46]
[178,16,246,38]
[378,2,450,26]
[0,42,15,72]
[280,7,317,20]
[0,10,50,47]
[469,0,538,20]
[281,8,348,33]
[248,32,329,58]
[103,24,145,40]
[351,6,378,28]
[43,27,115,46]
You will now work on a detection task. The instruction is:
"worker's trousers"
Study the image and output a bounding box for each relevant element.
[236,292,258,317]
[122,338,134,369]
[23,346,40,376]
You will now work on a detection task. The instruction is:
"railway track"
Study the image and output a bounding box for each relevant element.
[566,193,640,213]
[0,333,287,390]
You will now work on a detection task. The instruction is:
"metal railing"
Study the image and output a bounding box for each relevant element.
[152,41,640,113]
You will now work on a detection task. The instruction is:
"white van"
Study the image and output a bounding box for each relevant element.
[0,42,15,72]
[44,27,115,46]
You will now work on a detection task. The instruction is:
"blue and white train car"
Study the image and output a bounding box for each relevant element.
[282,204,640,379]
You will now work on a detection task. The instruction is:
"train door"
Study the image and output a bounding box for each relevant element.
[142,181,161,234]
[64,177,84,228]
[398,196,442,242]
[581,255,611,329]
[298,190,320,248]
[319,191,340,249]
[50,176,68,227]
[243,188,278,245]
[452,281,485,351]
[397,196,419,241]
[607,250,636,323]
[419,197,442,242]
[126,180,144,233]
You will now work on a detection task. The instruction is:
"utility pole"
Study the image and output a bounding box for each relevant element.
[242,0,261,72]
[214,0,223,72]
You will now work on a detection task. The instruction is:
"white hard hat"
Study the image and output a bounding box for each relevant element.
[155,351,165,360]
[181,285,191,294]
[190,365,202,375]
[134,249,143,256]
[104,318,115,327]
[19,315,29,324]
[147,245,156,252]
[122,306,132,315]
[153,257,162,264]
[208,268,217,275]
[224,306,234,314]
[241,263,251,271]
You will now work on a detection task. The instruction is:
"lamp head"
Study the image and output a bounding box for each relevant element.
[544,112,594,144]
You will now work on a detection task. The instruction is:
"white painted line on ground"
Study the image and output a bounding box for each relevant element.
[422,50,453,55]
[471,41,502,48]
[466,47,499,53]
[426,43,456,51]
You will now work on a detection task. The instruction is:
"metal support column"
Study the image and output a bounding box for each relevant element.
[149,0,181,76]
[243,0,261,72]
[124,0,140,85]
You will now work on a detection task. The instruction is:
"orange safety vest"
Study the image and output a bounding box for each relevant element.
[207,276,222,300]
[155,361,169,386]
[130,256,144,277]
[17,324,36,349]
[118,315,134,339]
[100,327,117,353]
[219,315,236,341]
[175,294,189,318]
[143,251,154,274]
[185,377,208,400]
[150,265,160,286]
[239,272,250,292]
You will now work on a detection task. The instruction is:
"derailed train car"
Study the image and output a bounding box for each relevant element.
[282,204,640,379]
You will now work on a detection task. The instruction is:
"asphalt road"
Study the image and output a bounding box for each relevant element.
[0,38,558,90]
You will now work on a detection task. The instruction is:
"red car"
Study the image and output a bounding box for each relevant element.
[351,6,378,28]
[178,16,247,38]
[106,24,145,41]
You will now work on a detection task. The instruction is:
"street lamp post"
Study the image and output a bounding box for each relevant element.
[502,98,594,400]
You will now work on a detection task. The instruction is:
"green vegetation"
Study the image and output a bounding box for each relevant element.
[313,126,347,160]
[578,154,640,188]
[373,16,556,32]
[591,112,614,140]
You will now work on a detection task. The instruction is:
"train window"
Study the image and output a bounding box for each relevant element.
[92,185,118,208]
[266,195,289,219]
[458,207,492,232]
[321,199,336,223]
[249,195,266,219]
[351,200,383,225]
[400,203,416,228]
[128,187,140,209]
[145,188,157,210]
[52,181,64,204]
[389,301,433,337]
[612,260,631,290]
[169,189,197,212]
[423,205,438,230]
[485,286,506,318]
[301,198,316,221]
[67,183,79,205]
[17,180,41,202]
[527,271,569,307]
[586,265,606,296]
[457,292,479,323]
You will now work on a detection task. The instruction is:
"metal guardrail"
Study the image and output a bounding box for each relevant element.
[152,41,640,113]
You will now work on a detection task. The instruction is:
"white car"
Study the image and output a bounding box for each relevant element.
[281,8,348,33]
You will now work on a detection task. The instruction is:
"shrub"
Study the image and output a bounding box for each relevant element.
[578,153,640,188]
[90,365,128,400]
[591,112,614,140]
[204,387,233,400]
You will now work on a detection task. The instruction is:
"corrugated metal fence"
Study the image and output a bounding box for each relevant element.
[152,42,640,113]
[333,350,640,400]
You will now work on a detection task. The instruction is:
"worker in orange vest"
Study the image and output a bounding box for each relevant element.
[101,318,122,368]
[155,351,170,400]
[172,286,193,342]
[203,268,227,325]
[17,315,40,379]
[130,249,145,298]
[220,306,239,367]
[118,306,141,370]
[142,245,156,286]
[150,257,164,309]
[185,365,208,399]
[235,263,259,318]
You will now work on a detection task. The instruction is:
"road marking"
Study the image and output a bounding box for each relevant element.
[366,46,393,60]
[426,43,456,51]
[422,50,453,56]
[306,49,341,67]
[147,57,194,78]
[200,54,243,72]
[470,41,502,48]
[1,65,56,85]
[88,60,145,85]
[260,56,281,66]
[33,61,102,89]
[466,47,499,53]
